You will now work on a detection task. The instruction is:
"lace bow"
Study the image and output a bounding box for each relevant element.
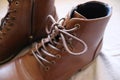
[32,15,88,67]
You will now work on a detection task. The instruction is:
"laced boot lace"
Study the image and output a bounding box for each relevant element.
[0,0,19,39]
[32,15,88,70]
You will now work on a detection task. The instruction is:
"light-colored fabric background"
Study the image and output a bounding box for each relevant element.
[0,0,120,80]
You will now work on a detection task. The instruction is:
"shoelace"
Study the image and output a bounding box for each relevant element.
[32,15,88,68]
[0,0,19,39]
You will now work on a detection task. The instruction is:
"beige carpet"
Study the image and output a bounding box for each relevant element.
[0,0,120,80]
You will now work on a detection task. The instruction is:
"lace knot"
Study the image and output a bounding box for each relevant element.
[32,15,88,68]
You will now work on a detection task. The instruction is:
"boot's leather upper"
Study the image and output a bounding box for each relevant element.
[0,0,33,64]
[32,0,58,41]
[0,0,57,64]
[0,1,112,80]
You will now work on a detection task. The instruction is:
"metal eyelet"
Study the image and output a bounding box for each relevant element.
[74,24,80,29]
[56,54,61,59]
[45,66,50,71]
[3,22,7,26]
[15,1,19,6]
[51,60,56,64]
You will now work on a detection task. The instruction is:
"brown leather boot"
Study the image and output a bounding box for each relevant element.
[0,0,57,64]
[0,1,111,80]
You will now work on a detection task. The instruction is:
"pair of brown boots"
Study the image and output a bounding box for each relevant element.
[0,0,112,80]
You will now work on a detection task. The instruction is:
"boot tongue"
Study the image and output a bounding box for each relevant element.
[71,11,87,19]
